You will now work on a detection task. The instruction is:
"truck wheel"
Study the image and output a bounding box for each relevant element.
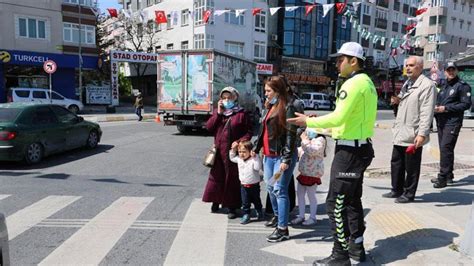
[177,124,189,134]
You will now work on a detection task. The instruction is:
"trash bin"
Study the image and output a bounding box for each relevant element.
[0,213,10,266]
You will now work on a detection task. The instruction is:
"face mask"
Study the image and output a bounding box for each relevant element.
[306,130,317,140]
[222,100,235,109]
[268,96,278,105]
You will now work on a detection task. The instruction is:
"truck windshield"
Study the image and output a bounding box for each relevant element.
[0,108,21,122]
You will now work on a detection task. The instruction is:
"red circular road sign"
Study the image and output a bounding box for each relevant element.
[43,60,57,74]
[430,72,439,81]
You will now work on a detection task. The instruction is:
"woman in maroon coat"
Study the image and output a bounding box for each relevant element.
[203,87,253,219]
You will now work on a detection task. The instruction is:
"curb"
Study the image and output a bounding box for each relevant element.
[374,122,392,129]
[83,114,157,123]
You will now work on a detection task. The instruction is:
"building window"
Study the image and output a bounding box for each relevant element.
[254,41,266,60]
[167,14,172,29]
[181,41,189,49]
[300,33,306,46]
[167,43,174,50]
[468,21,471,31]
[63,23,95,44]
[254,10,266,32]
[283,32,294,45]
[470,4,473,13]
[285,7,295,17]
[453,0,457,10]
[225,9,244,25]
[362,4,371,15]
[225,41,244,57]
[452,17,457,27]
[459,37,462,46]
[426,51,436,61]
[181,9,189,26]
[194,0,214,26]
[376,8,387,20]
[460,19,464,29]
[194,33,205,49]
[429,16,446,25]
[155,45,161,52]
[341,16,347,28]
[461,2,465,12]
[393,12,399,23]
[206,34,214,48]
[316,36,322,48]
[62,0,95,7]
[317,8,323,23]
[17,17,47,39]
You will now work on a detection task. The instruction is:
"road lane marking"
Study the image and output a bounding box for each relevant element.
[39,197,153,265]
[0,194,11,201]
[164,199,228,265]
[6,195,81,240]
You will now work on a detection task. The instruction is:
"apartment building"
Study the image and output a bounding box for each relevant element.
[0,0,99,102]
[415,0,474,69]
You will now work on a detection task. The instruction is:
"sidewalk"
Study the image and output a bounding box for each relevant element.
[80,104,158,123]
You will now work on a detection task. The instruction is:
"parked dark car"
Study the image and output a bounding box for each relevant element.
[0,103,102,164]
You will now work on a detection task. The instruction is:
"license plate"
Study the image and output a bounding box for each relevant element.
[181,120,194,125]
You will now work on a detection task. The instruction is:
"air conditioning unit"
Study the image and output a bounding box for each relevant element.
[271,34,278,41]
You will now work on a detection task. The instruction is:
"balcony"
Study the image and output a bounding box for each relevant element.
[376,0,389,9]
[362,15,371,26]
[375,18,387,29]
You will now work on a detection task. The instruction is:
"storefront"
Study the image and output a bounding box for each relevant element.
[278,56,330,95]
[0,50,98,103]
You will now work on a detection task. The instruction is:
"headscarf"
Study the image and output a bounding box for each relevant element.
[220,87,243,116]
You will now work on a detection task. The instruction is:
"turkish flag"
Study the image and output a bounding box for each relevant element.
[305,5,316,16]
[415,8,428,16]
[252,8,262,16]
[405,23,416,31]
[107,8,118,18]
[155,10,167,24]
[335,1,347,14]
[203,9,212,24]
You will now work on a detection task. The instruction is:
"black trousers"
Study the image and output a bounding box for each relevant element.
[241,184,263,214]
[390,145,423,199]
[326,143,374,251]
[437,124,461,181]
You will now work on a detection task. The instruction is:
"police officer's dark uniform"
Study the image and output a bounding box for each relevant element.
[432,62,472,188]
[298,43,377,266]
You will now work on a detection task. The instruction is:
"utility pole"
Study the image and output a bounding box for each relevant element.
[78,3,83,103]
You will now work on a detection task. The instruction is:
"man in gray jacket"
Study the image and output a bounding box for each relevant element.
[383,56,437,203]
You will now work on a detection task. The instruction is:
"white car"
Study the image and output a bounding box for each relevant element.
[8,88,84,114]
[301,92,333,110]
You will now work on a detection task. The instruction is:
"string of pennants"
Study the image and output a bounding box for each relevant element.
[106,0,429,55]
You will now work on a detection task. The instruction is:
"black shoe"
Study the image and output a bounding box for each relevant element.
[395,195,414,204]
[313,254,351,266]
[382,191,402,198]
[432,176,454,184]
[447,178,454,184]
[228,209,237,219]
[433,180,447,188]
[430,177,438,183]
[266,228,289,242]
[265,216,278,227]
[348,241,366,262]
[211,202,219,213]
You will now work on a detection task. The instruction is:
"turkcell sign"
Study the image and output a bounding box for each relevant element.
[110,50,158,63]
[257,63,273,75]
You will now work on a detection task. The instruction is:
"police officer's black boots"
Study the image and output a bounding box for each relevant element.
[348,239,366,262]
[313,242,350,266]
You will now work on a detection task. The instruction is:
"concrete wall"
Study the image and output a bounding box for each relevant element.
[0,0,63,54]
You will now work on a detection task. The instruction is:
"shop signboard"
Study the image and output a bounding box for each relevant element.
[257,63,274,75]
[86,86,111,105]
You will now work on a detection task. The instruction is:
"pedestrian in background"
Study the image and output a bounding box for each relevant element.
[383,56,437,203]
[432,62,472,188]
[229,140,263,224]
[134,92,144,121]
[203,87,253,219]
[254,75,298,242]
[291,128,326,227]
[288,42,377,265]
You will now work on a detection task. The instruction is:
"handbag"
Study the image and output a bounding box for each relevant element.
[203,117,232,168]
[203,145,217,168]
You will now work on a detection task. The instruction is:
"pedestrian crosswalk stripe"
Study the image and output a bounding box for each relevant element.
[39,197,154,265]
[6,195,81,240]
[0,194,10,201]
[164,199,228,265]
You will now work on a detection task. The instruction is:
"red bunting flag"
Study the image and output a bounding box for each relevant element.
[305,5,316,16]
[107,8,118,18]
[405,23,416,31]
[390,48,398,57]
[252,8,262,16]
[415,8,428,16]
[155,10,167,24]
[203,9,212,24]
[335,1,347,14]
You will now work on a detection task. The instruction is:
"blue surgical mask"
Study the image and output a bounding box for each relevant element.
[222,100,235,109]
[306,130,317,140]
[268,96,278,105]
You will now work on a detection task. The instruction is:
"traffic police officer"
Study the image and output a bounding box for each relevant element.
[432,62,472,188]
[287,42,377,266]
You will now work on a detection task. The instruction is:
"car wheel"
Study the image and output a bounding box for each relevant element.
[68,105,79,114]
[177,124,189,134]
[25,143,43,165]
[313,104,319,110]
[86,130,99,149]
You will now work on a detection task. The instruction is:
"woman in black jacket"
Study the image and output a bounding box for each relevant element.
[254,75,298,242]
